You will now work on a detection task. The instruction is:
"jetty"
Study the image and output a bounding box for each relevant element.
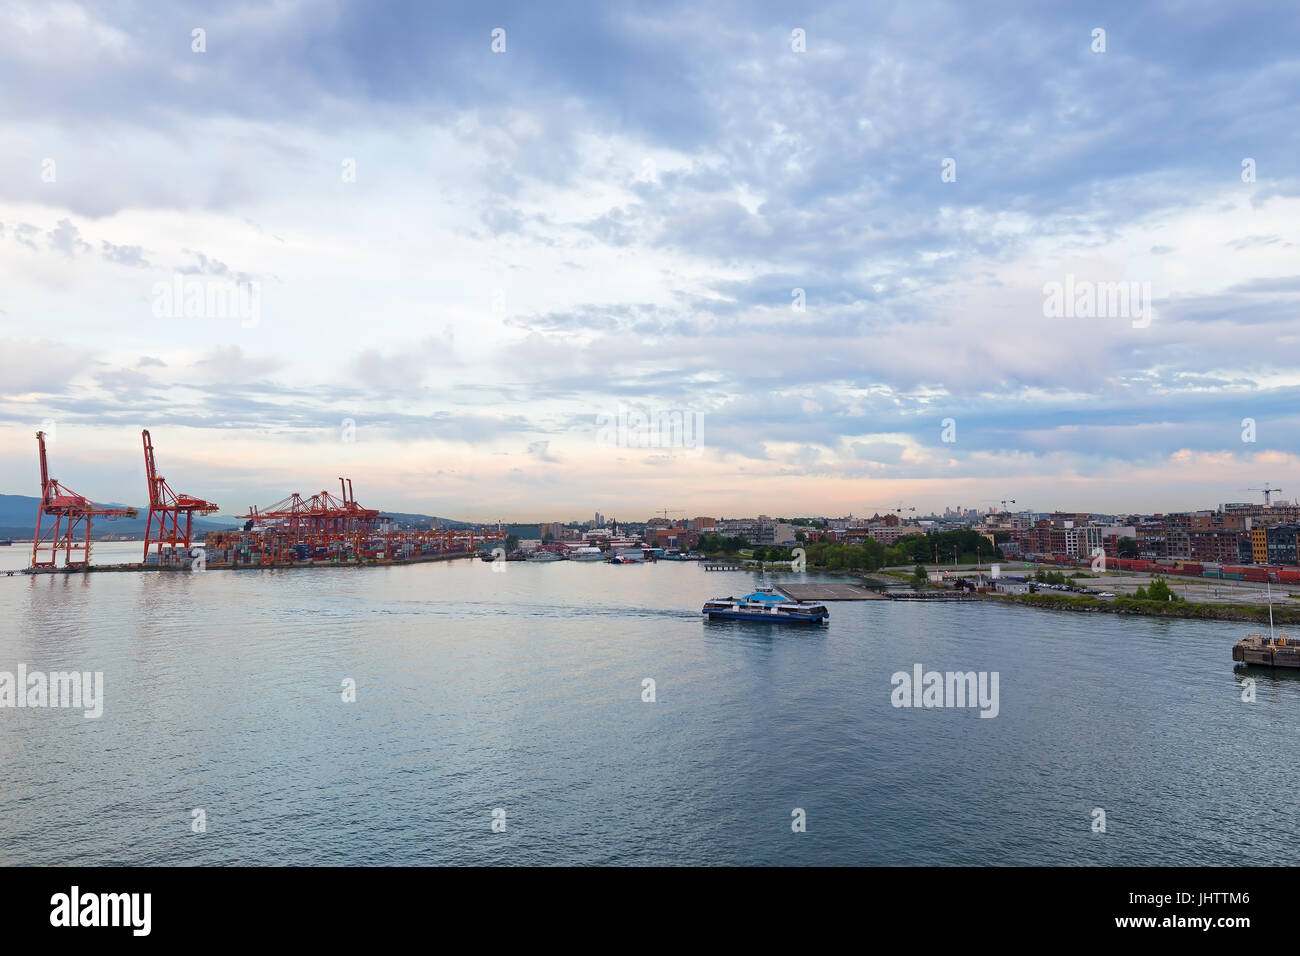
[777,583,884,601]
[883,589,980,601]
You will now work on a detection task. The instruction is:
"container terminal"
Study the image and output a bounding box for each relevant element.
[26,429,505,573]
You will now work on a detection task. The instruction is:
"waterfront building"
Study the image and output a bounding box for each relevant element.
[716,516,798,546]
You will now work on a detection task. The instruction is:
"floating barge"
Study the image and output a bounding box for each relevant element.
[1232,632,1300,668]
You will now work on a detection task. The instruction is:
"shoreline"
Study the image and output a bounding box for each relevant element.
[983,591,1300,625]
[19,551,479,575]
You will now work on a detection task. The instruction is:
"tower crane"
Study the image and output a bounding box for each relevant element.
[1247,485,1284,506]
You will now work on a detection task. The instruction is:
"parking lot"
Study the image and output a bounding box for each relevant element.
[1014,566,1296,606]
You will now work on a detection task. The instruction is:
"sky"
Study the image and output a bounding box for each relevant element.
[1,0,1299,522]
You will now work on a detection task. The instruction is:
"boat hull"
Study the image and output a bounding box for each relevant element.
[701,587,828,624]
[1233,642,1300,667]
[704,610,827,624]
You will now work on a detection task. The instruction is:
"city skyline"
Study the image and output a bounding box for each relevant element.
[3,2,1299,519]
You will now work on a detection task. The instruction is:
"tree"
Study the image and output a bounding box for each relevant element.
[1146,577,1181,602]
[505,534,519,551]
[698,534,748,555]
[914,563,927,582]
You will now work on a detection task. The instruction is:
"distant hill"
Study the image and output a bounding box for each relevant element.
[0,494,474,540]
[0,493,238,540]
[381,512,475,530]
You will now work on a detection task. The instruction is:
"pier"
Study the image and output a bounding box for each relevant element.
[777,583,885,601]
[882,590,980,601]
[18,551,480,575]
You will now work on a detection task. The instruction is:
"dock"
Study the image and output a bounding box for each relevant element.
[774,583,981,602]
[19,551,480,575]
[777,583,886,601]
[883,590,980,601]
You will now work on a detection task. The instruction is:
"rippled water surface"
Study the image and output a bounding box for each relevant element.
[1,542,1296,865]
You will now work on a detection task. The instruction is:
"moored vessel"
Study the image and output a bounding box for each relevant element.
[1231,579,1299,666]
[1233,631,1300,667]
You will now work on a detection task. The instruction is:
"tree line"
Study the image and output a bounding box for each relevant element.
[697,529,1002,571]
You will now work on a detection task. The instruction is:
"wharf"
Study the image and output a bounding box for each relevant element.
[19,552,479,574]
[885,590,980,601]
[777,583,885,601]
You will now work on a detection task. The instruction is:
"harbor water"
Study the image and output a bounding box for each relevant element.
[0,542,1296,865]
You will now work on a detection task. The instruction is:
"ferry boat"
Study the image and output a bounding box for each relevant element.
[568,546,606,561]
[609,549,645,564]
[702,587,828,624]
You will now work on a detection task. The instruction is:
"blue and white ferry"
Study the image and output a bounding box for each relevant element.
[701,587,829,624]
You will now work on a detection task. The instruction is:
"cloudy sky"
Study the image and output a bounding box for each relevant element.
[1,0,1298,522]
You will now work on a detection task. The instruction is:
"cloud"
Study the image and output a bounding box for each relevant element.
[102,240,150,267]
[2,1,1300,515]
[526,440,558,462]
[47,218,91,256]
[0,339,97,394]
[189,346,284,384]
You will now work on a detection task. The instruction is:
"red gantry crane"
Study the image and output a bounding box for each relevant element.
[142,429,219,563]
[32,430,138,570]
[238,478,385,560]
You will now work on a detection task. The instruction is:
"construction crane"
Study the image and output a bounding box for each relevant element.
[1000,498,1017,512]
[142,430,219,562]
[1247,485,1284,506]
[654,508,685,524]
[32,430,137,570]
